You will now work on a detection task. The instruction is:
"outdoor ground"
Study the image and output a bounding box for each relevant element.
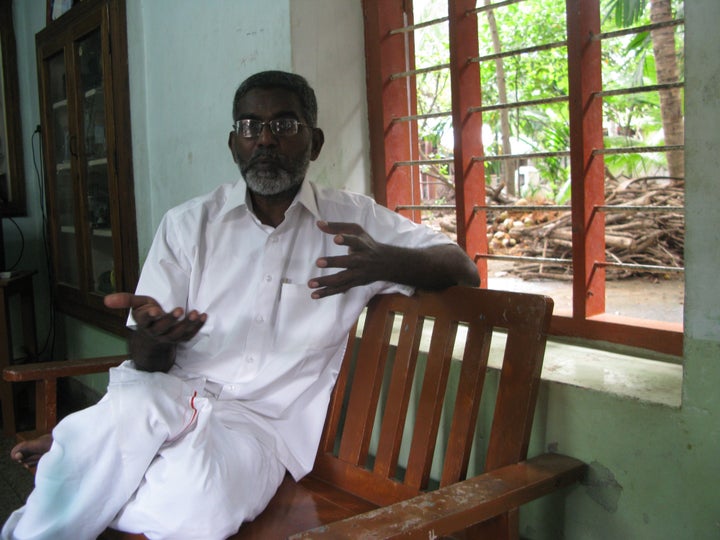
[488,260,684,324]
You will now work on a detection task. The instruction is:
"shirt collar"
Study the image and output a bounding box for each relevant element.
[218,177,321,221]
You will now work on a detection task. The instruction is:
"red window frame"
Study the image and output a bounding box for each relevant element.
[362,0,683,356]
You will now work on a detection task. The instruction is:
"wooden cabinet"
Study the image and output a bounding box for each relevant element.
[36,0,137,334]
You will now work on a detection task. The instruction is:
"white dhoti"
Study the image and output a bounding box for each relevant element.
[1,362,286,540]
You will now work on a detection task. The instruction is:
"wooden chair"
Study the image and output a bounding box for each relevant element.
[4,287,586,539]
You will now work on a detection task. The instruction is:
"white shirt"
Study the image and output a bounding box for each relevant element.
[133,178,453,478]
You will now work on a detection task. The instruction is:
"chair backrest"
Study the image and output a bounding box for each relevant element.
[312,286,553,507]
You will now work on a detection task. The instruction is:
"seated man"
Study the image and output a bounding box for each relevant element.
[2,70,479,540]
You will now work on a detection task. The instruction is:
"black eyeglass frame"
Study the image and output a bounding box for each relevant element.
[232,118,309,138]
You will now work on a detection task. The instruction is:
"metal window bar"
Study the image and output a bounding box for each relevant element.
[468,0,527,16]
[593,145,684,157]
[396,204,683,214]
[474,204,571,212]
[595,261,684,274]
[394,158,454,168]
[593,18,684,42]
[468,95,569,114]
[392,111,452,124]
[454,204,680,214]
[390,63,450,81]
[475,253,571,265]
[472,150,570,162]
[595,81,684,99]
[468,40,567,65]
[388,15,449,35]
[395,204,456,211]
[596,205,683,213]
[473,256,684,274]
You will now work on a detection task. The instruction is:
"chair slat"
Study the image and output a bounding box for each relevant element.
[337,298,395,465]
[319,323,357,454]
[485,297,552,471]
[439,322,493,486]
[373,307,424,479]
[403,316,458,490]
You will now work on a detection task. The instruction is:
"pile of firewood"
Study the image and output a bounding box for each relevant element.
[490,176,684,280]
[427,176,685,280]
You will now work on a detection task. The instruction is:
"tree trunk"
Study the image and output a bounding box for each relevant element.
[484,0,515,195]
[649,0,684,180]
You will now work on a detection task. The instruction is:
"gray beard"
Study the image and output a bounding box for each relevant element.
[239,148,312,196]
[242,164,306,196]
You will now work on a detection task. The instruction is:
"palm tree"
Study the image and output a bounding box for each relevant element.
[608,0,684,180]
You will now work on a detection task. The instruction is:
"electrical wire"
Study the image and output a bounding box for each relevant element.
[3,216,24,270]
[32,125,56,359]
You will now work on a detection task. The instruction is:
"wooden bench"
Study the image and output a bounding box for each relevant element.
[4,286,586,539]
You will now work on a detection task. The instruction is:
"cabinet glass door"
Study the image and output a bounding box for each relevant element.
[77,28,114,294]
[36,0,137,334]
[48,50,80,287]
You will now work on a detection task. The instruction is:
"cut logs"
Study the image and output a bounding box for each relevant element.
[424,176,684,280]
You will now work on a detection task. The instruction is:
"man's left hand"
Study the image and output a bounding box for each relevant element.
[309,221,385,298]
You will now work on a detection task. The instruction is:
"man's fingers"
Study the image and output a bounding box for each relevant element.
[141,311,207,343]
[310,283,351,299]
[316,254,355,269]
[158,312,207,342]
[317,220,363,236]
[104,293,159,311]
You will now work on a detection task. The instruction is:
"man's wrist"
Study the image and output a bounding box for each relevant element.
[129,331,177,372]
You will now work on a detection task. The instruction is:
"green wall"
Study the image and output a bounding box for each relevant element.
[5,1,719,538]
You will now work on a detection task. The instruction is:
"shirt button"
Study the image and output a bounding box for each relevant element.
[264,274,272,282]
[255,315,264,323]
[247,356,255,363]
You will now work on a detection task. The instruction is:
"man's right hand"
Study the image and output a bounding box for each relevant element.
[104,293,207,344]
[104,293,207,372]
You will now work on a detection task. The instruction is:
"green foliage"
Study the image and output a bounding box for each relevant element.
[603,0,647,26]
[603,137,665,177]
[411,0,681,203]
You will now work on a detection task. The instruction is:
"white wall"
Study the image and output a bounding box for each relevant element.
[127,0,293,257]
[126,0,369,260]
[290,0,371,195]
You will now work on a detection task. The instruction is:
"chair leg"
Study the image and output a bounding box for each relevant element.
[462,509,519,540]
[1,378,16,437]
[35,379,57,434]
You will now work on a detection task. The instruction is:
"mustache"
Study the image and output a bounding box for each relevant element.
[249,149,284,166]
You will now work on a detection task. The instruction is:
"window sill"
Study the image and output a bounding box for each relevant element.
[486,332,683,408]
[359,311,683,409]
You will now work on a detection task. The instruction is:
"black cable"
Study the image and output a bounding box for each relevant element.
[4,216,24,270]
[32,125,56,359]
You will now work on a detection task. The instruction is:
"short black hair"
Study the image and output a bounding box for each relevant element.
[232,70,318,127]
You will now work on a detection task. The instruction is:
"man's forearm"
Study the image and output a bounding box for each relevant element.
[382,244,480,290]
[128,330,177,372]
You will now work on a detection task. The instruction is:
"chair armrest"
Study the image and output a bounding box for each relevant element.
[291,453,586,539]
[4,355,127,437]
[3,355,126,382]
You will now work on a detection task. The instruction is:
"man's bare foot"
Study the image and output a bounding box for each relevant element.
[11,433,53,468]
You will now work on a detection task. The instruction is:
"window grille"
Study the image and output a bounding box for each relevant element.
[363,0,684,355]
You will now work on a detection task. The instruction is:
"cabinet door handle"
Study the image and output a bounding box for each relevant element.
[69,135,78,158]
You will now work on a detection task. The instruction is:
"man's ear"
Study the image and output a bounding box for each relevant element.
[310,128,325,161]
[228,132,239,163]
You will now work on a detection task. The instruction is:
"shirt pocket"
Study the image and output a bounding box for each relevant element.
[275,283,345,353]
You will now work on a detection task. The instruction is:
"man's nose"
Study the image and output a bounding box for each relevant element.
[256,123,278,145]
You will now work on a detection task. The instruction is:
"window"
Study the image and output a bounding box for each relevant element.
[363,0,684,355]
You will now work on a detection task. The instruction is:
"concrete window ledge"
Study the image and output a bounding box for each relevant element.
[486,332,683,408]
[359,312,684,409]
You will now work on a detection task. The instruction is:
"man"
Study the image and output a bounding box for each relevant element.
[3,70,479,539]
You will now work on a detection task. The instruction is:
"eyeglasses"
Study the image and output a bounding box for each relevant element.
[233,118,308,138]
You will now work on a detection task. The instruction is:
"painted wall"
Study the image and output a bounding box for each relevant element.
[5,0,719,538]
[127,0,370,260]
